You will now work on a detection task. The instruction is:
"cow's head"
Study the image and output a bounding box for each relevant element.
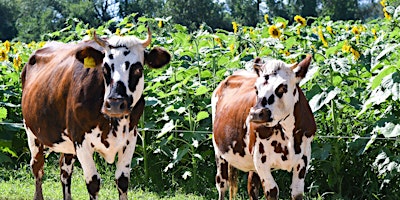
[249,55,312,127]
[76,29,170,118]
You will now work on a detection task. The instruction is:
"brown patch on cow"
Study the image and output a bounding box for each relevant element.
[256,125,274,140]
[297,164,300,171]
[91,143,94,148]
[247,171,261,200]
[32,145,44,178]
[126,140,130,145]
[294,194,303,200]
[216,176,221,183]
[220,162,228,180]
[299,167,306,179]
[122,146,127,154]
[271,141,289,159]
[261,155,267,163]
[213,75,257,156]
[267,186,278,199]
[291,86,316,154]
[129,96,145,132]
[259,142,265,154]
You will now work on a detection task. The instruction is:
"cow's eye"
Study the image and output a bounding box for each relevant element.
[275,84,288,98]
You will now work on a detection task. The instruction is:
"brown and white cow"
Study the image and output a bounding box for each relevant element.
[212,55,316,200]
[21,29,170,200]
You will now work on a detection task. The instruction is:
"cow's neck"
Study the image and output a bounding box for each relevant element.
[108,116,130,135]
[277,110,296,138]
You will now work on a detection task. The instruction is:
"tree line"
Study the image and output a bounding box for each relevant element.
[0,0,393,42]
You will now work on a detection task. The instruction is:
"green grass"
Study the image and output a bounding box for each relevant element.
[0,162,207,200]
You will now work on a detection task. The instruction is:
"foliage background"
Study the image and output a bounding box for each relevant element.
[0,0,396,42]
[1,1,400,200]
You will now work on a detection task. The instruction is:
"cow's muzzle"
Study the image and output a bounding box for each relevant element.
[249,107,272,123]
[102,97,129,118]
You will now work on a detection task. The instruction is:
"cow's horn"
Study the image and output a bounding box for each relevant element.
[142,27,152,48]
[290,62,298,70]
[93,31,107,48]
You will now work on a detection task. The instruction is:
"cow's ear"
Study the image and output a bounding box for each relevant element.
[291,54,312,82]
[253,57,263,76]
[76,46,105,68]
[144,47,171,69]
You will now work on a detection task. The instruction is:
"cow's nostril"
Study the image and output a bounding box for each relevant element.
[105,101,111,109]
[120,102,126,110]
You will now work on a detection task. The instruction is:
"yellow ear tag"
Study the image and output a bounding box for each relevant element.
[84,56,96,68]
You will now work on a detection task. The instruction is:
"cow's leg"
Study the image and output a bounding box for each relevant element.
[215,155,229,200]
[247,171,261,200]
[228,165,238,200]
[26,128,45,200]
[75,142,100,200]
[291,155,309,200]
[115,129,138,200]
[59,153,76,200]
[253,142,279,200]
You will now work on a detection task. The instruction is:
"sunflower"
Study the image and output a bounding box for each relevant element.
[13,56,22,71]
[232,22,238,34]
[352,26,360,35]
[264,14,269,24]
[342,41,351,53]
[318,26,328,47]
[294,15,306,27]
[115,28,121,36]
[0,50,8,62]
[380,0,386,7]
[158,20,163,28]
[268,25,281,38]
[372,28,377,39]
[350,48,361,60]
[383,8,391,19]
[327,26,334,35]
[215,37,223,47]
[4,40,10,52]
[229,43,235,53]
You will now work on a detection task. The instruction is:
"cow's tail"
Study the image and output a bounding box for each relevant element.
[228,164,238,200]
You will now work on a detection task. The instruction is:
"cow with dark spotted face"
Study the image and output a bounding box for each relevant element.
[212,55,316,200]
[21,29,170,200]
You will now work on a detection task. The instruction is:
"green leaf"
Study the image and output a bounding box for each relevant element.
[194,85,209,96]
[157,120,175,138]
[370,66,396,90]
[0,107,7,121]
[195,111,209,122]
[374,122,400,138]
[308,88,340,112]
[375,44,400,61]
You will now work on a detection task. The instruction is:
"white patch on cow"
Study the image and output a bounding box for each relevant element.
[213,138,255,172]
[50,130,75,154]
[60,158,74,177]
[75,139,98,183]
[131,76,144,108]
[112,70,121,81]
[25,122,40,167]
[211,90,219,123]
[115,128,138,179]
[83,118,132,164]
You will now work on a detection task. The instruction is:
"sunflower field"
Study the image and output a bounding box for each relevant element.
[0,2,399,199]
